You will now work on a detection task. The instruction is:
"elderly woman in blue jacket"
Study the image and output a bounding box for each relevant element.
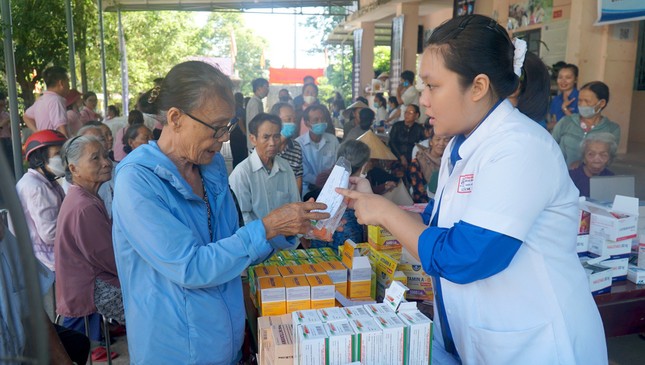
[112,61,328,364]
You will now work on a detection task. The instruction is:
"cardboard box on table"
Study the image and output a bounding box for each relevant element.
[374,314,407,365]
[320,261,348,297]
[284,275,311,313]
[296,323,329,365]
[258,276,286,316]
[279,265,305,277]
[586,253,630,281]
[347,256,372,299]
[324,321,355,365]
[348,317,383,365]
[398,310,433,365]
[367,224,402,250]
[307,274,336,309]
[588,196,638,257]
[257,314,293,365]
[627,264,645,284]
[580,256,612,295]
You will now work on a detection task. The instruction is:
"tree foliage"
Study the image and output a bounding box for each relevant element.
[0,2,268,111]
[0,0,69,108]
[198,13,269,95]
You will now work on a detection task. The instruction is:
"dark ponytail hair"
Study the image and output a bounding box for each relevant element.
[426,14,518,100]
[580,81,610,108]
[516,52,550,122]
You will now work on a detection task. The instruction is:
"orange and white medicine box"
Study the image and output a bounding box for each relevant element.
[317,307,348,323]
[279,265,305,277]
[341,239,361,269]
[284,276,311,313]
[374,314,407,365]
[348,256,372,299]
[255,265,281,278]
[349,318,383,365]
[258,276,286,316]
[398,311,433,365]
[306,274,335,309]
[320,261,348,297]
[325,321,355,365]
[300,263,325,276]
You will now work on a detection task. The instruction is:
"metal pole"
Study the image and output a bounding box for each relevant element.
[293,11,297,68]
[1,0,24,180]
[98,0,108,118]
[117,8,129,115]
[65,0,77,89]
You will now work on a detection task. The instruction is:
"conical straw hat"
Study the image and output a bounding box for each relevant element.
[357,130,397,160]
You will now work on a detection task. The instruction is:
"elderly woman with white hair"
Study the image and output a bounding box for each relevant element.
[568,132,617,197]
[54,135,124,342]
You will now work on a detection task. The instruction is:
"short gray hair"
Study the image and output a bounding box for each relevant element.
[337,140,371,175]
[61,135,102,183]
[580,132,618,162]
[77,125,105,140]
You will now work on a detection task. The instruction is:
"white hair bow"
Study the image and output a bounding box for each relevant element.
[512,38,527,77]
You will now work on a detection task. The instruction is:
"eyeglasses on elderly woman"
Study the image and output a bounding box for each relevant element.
[181,109,238,139]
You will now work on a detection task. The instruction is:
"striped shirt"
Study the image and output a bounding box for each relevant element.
[278,139,303,178]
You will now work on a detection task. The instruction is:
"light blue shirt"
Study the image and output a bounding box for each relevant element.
[295,132,340,196]
[112,142,274,364]
[229,150,300,225]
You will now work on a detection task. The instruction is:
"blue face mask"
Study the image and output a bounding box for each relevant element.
[311,122,327,135]
[281,123,296,138]
[402,80,410,87]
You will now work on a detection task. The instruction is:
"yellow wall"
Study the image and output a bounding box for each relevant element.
[630,91,645,145]
[566,0,638,153]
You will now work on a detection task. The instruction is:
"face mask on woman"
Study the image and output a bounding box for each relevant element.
[311,122,327,136]
[578,102,601,118]
[281,123,296,138]
[46,155,66,177]
[303,95,317,105]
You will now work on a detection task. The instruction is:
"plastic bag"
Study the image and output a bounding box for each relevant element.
[305,157,351,241]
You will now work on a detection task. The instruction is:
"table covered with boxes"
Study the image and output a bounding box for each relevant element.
[245,221,436,365]
[576,195,645,337]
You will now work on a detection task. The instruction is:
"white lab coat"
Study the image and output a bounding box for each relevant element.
[429,100,606,364]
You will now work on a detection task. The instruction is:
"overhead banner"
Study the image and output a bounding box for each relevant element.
[596,0,645,25]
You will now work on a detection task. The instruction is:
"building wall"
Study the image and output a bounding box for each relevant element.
[630,91,645,145]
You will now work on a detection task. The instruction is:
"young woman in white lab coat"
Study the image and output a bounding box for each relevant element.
[338,14,607,365]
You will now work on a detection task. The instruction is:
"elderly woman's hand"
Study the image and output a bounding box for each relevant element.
[262,200,329,239]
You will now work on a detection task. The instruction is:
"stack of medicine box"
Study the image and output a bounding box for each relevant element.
[252,254,344,315]
[586,196,638,282]
[290,302,433,365]
[342,240,373,300]
[367,226,434,301]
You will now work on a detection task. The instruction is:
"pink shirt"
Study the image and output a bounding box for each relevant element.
[66,110,82,136]
[55,184,119,317]
[14,169,65,271]
[113,126,127,162]
[24,91,67,131]
[79,106,102,125]
[0,110,10,138]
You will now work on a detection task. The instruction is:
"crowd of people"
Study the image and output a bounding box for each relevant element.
[0,12,622,364]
